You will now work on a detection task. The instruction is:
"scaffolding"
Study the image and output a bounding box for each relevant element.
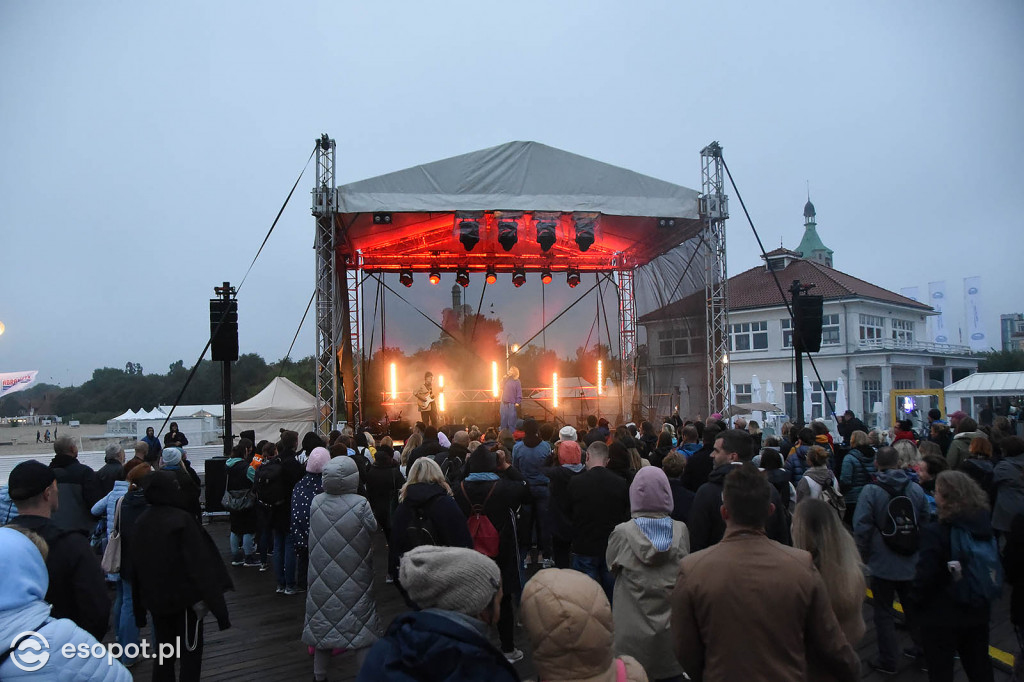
[615,268,638,419]
[312,135,339,436]
[701,142,730,415]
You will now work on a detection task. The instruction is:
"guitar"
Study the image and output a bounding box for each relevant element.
[415,393,435,411]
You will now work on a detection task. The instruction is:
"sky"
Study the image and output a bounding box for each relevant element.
[1,1,1022,387]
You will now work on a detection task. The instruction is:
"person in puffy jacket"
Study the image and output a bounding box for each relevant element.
[522,567,648,681]
[290,447,329,592]
[785,428,815,485]
[96,443,126,496]
[946,417,987,470]
[0,527,132,682]
[993,436,1024,534]
[49,436,104,534]
[358,545,519,682]
[303,456,378,682]
[607,467,689,681]
[839,430,876,524]
[513,418,552,566]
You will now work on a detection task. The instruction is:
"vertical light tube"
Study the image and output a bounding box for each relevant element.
[390,363,397,401]
[492,361,499,398]
[438,375,445,412]
[553,373,559,408]
[597,360,603,395]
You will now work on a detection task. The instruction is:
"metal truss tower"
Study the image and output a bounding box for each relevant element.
[313,135,339,436]
[345,255,363,426]
[615,268,638,420]
[700,142,730,416]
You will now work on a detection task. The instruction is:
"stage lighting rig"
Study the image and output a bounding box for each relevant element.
[567,267,581,288]
[657,217,676,228]
[399,269,413,287]
[512,265,526,288]
[457,212,481,251]
[429,267,441,285]
[497,212,520,251]
[541,267,552,284]
[485,265,497,284]
[456,268,470,287]
[534,212,559,252]
[373,212,393,225]
[573,212,597,252]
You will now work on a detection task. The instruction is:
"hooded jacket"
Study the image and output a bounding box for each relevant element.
[563,466,630,557]
[946,430,986,470]
[95,458,125,496]
[1,484,19,524]
[521,568,647,682]
[49,454,103,534]
[992,453,1024,532]
[606,518,689,679]
[303,456,379,650]
[512,438,551,490]
[839,446,876,505]
[130,472,232,629]
[358,609,519,682]
[688,463,791,552]
[795,465,841,505]
[0,528,132,681]
[785,445,812,485]
[852,468,929,581]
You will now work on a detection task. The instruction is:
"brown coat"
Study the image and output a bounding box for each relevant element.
[521,568,648,682]
[669,528,859,682]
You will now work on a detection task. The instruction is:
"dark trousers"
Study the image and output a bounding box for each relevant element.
[871,576,920,668]
[552,537,572,569]
[497,587,515,653]
[419,407,438,427]
[151,608,204,682]
[921,622,993,682]
[294,545,309,590]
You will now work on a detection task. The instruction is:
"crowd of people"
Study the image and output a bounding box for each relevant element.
[1,405,1023,681]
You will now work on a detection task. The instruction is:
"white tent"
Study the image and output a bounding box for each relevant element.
[232,377,318,443]
[112,409,139,421]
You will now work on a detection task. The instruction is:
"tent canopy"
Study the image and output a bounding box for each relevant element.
[945,371,1024,397]
[233,377,318,443]
[333,141,704,273]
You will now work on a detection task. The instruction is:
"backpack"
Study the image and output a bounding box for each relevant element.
[255,460,290,506]
[875,481,921,555]
[949,525,1003,607]
[461,481,501,557]
[404,496,440,550]
[807,475,846,520]
[441,455,464,486]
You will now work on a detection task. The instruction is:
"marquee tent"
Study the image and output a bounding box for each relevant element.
[232,377,318,443]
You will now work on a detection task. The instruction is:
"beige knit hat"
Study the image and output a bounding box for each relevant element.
[399,545,501,616]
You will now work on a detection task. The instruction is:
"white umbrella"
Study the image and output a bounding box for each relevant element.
[750,375,763,425]
[803,374,814,423]
[765,380,776,405]
[835,376,849,417]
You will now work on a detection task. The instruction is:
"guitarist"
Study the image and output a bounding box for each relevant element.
[414,371,439,427]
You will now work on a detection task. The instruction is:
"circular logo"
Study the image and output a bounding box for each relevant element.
[10,631,49,672]
[936,335,948,343]
[968,287,979,295]
[931,291,944,299]
[971,332,986,340]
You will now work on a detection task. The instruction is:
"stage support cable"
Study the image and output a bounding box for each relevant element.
[313,134,340,436]
[700,142,731,416]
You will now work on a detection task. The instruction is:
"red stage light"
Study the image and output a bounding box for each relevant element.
[429,268,441,285]
[485,266,497,284]
[512,266,526,288]
[541,268,552,284]
[567,267,581,288]
[456,268,470,287]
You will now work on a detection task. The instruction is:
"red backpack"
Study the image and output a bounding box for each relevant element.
[461,481,501,557]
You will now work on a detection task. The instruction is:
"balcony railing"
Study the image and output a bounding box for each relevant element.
[857,338,972,354]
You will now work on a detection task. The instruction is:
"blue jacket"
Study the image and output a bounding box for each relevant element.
[853,468,930,581]
[357,609,519,682]
[91,480,130,539]
[839,446,877,506]
[1,485,18,524]
[512,440,551,490]
[785,445,811,484]
[0,527,131,681]
[289,472,323,548]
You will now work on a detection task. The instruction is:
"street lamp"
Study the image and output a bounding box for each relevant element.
[505,334,519,372]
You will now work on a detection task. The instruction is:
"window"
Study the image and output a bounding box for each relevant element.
[894,380,915,390]
[892,319,914,344]
[784,382,797,418]
[734,383,752,404]
[783,314,841,348]
[859,314,884,342]
[810,381,838,420]
[729,321,768,352]
[862,379,882,416]
[658,328,697,357]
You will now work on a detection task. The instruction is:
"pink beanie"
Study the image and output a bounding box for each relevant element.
[629,466,673,514]
[556,440,582,465]
[306,447,331,474]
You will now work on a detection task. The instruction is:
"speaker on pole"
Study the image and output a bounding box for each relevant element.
[210,298,239,362]
[794,294,824,353]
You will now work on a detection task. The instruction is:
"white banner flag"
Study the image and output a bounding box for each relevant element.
[964,276,988,351]
[0,371,38,398]
[928,281,949,344]
[900,286,920,302]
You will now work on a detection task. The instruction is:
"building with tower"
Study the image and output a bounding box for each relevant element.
[639,199,979,430]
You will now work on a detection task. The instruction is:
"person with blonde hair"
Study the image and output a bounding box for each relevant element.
[893,439,921,478]
[387,457,472,587]
[911,471,999,680]
[499,366,521,432]
[840,430,877,524]
[795,445,844,507]
[400,432,423,470]
[792,498,866,681]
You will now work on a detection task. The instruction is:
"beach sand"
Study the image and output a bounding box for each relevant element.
[0,423,123,458]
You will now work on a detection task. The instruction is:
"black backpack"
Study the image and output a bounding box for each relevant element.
[255,460,289,507]
[441,455,465,486]
[875,481,920,555]
[404,496,440,550]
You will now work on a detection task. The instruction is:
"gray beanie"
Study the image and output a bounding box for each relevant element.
[399,545,501,616]
[161,447,183,467]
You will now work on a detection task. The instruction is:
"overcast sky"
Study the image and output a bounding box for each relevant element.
[2,1,1021,387]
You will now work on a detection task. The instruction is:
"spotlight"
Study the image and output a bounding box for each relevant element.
[485,266,497,284]
[429,268,440,285]
[534,212,559,252]
[573,212,596,252]
[456,268,470,288]
[541,267,552,284]
[497,218,519,251]
[373,212,393,225]
[399,269,413,287]
[657,217,677,228]
[458,215,480,251]
[512,266,526,288]
[567,267,581,288]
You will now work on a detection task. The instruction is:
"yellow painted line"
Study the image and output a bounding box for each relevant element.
[864,588,1015,668]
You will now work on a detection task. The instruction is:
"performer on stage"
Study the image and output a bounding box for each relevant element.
[500,366,522,432]
[414,371,439,427]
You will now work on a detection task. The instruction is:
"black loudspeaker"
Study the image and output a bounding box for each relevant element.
[204,456,228,513]
[794,295,824,353]
[210,298,239,362]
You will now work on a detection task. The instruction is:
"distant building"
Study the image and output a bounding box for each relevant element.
[639,199,979,429]
[1000,314,1024,351]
